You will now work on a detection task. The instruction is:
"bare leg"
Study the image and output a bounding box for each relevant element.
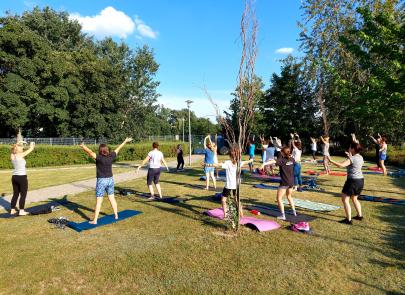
[90,197,103,224]
[107,194,118,219]
[148,185,155,199]
[323,156,330,174]
[155,183,163,198]
[380,160,387,176]
[351,195,362,217]
[286,188,296,214]
[210,171,217,189]
[205,172,210,190]
[276,188,286,218]
[221,197,227,219]
[341,195,351,220]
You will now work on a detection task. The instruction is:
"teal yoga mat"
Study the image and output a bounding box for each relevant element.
[67,210,142,232]
[283,198,341,212]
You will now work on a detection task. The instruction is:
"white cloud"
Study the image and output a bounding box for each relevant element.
[70,7,157,40]
[275,47,294,54]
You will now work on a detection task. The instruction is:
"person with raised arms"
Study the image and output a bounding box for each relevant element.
[204,145,253,219]
[137,142,169,199]
[247,138,256,172]
[310,137,317,160]
[264,139,276,176]
[9,141,35,216]
[260,146,297,220]
[369,133,382,168]
[378,136,388,176]
[202,135,217,190]
[327,140,364,225]
[80,137,132,224]
[320,135,331,174]
[259,134,268,163]
[291,133,303,191]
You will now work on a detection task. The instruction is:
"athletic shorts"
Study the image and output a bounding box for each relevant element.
[222,187,236,198]
[147,168,161,185]
[96,177,114,197]
[342,178,364,196]
[279,185,293,190]
[204,166,215,174]
[379,154,387,161]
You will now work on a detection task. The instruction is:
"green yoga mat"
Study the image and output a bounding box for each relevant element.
[283,198,341,212]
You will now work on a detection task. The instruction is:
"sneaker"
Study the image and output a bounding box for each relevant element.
[277,214,286,221]
[338,218,352,225]
[18,210,30,216]
[353,215,363,221]
[10,209,18,215]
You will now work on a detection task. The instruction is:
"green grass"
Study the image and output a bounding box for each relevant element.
[0,156,404,294]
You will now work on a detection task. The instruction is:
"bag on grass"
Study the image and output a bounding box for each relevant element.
[290,222,312,234]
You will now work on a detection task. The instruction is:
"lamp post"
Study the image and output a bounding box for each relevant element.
[182,118,185,142]
[185,100,193,166]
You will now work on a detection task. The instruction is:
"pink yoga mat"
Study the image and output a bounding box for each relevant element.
[204,208,280,232]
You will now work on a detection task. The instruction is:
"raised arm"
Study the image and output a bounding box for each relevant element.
[327,156,351,168]
[136,156,151,173]
[294,133,301,142]
[114,137,132,154]
[203,135,210,149]
[351,133,359,144]
[21,142,35,158]
[273,137,282,149]
[320,136,326,144]
[369,135,378,144]
[79,143,96,160]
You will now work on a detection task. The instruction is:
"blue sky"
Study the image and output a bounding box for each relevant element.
[0,0,303,119]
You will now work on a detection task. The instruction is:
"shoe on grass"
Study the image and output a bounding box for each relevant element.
[18,210,30,216]
[10,209,18,215]
[338,218,352,225]
[353,215,363,221]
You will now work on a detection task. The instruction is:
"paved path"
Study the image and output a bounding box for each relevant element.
[0,155,202,211]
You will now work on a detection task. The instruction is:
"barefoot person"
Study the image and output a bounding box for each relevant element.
[203,135,216,190]
[137,142,169,199]
[204,145,252,219]
[379,137,388,176]
[10,141,35,216]
[80,137,132,224]
[328,141,364,225]
[260,146,297,220]
[320,135,331,174]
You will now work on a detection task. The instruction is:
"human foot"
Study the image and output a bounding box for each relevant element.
[10,209,18,215]
[89,220,97,224]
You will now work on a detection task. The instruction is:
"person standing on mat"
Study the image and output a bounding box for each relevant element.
[248,138,256,172]
[10,141,35,216]
[80,137,132,224]
[271,136,283,159]
[369,133,382,168]
[205,145,253,219]
[260,146,297,220]
[137,142,169,199]
[259,134,268,163]
[327,141,364,225]
[310,137,317,160]
[379,136,388,176]
[291,133,303,191]
[320,135,331,174]
[176,144,185,171]
[203,135,216,190]
[264,141,276,176]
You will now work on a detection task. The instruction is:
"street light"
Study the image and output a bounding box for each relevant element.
[185,100,193,166]
[182,118,185,143]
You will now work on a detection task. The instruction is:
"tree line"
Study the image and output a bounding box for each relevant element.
[226,0,404,146]
[0,7,218,141]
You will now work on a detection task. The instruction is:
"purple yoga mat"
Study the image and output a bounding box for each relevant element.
[204,208,280,232]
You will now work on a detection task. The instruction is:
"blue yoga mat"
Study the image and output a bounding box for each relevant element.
[253,184,278,190]
[67,210,142,232]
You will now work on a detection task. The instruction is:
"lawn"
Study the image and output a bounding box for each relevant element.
[0,156,404,294]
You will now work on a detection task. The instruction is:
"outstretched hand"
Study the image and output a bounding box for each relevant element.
[125,137,133,143]
[79,142,85,148]
[30,142,35,148]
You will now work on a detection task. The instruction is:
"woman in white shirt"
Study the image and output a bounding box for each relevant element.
[291,133,303,190]
[137,142,169,199]
[310,137,317,160]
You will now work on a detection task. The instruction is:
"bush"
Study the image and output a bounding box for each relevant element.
[0,142,189,169]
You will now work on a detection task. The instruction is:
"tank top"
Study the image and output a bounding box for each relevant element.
[12,157,27,176]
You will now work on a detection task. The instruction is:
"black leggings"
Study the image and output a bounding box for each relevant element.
[312,150,316,160]
[177,156,184,170]
[11,175,28,209]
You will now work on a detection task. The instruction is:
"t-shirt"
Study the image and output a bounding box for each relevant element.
[148,149,164,169]
[177,148,183,157]
[221,160,238,190]
[96,152,117,178]
[292,148,302,162]
[347,154,364,179]
[249,144,256,157]
[311,143,317,151]
[276,156,295,187]
[204,148,215,164]
[265,147,275,161]
[322,143,330,156]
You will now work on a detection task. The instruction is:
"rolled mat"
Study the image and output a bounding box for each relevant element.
[245,205,317,223]
[358,195,405,206]
[282,198,341,211]
[67,210,142,232]
[204,208,280,232]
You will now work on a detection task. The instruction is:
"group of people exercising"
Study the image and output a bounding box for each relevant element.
[9,132,389,225]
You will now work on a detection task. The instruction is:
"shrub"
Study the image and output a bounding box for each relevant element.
[0,142,189,169]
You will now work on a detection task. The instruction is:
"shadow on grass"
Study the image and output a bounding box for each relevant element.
[351,279,404,295]
[49,195,107,221]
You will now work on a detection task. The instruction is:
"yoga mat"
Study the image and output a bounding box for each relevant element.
[204,208,280,232]
[359,195,405,206]
[282,198,341,211]
[306,170,347,176]
[251,174,281,183]
[253,184,279,190]
[246,205,317,223]
[135,192,181,203]
[368,166,382,171]
[363,171,382,175]
[67,210,142,232]
[213,193,222,200]
[200,176,227,182]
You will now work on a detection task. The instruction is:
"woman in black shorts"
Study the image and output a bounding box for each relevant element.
[137,142,169,199]
[328,141,364,225]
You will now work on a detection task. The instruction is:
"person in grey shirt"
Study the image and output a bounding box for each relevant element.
[328,140,364,225]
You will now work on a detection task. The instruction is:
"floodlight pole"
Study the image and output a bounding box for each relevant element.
[182,118,185,142]
[186,100,193,166]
